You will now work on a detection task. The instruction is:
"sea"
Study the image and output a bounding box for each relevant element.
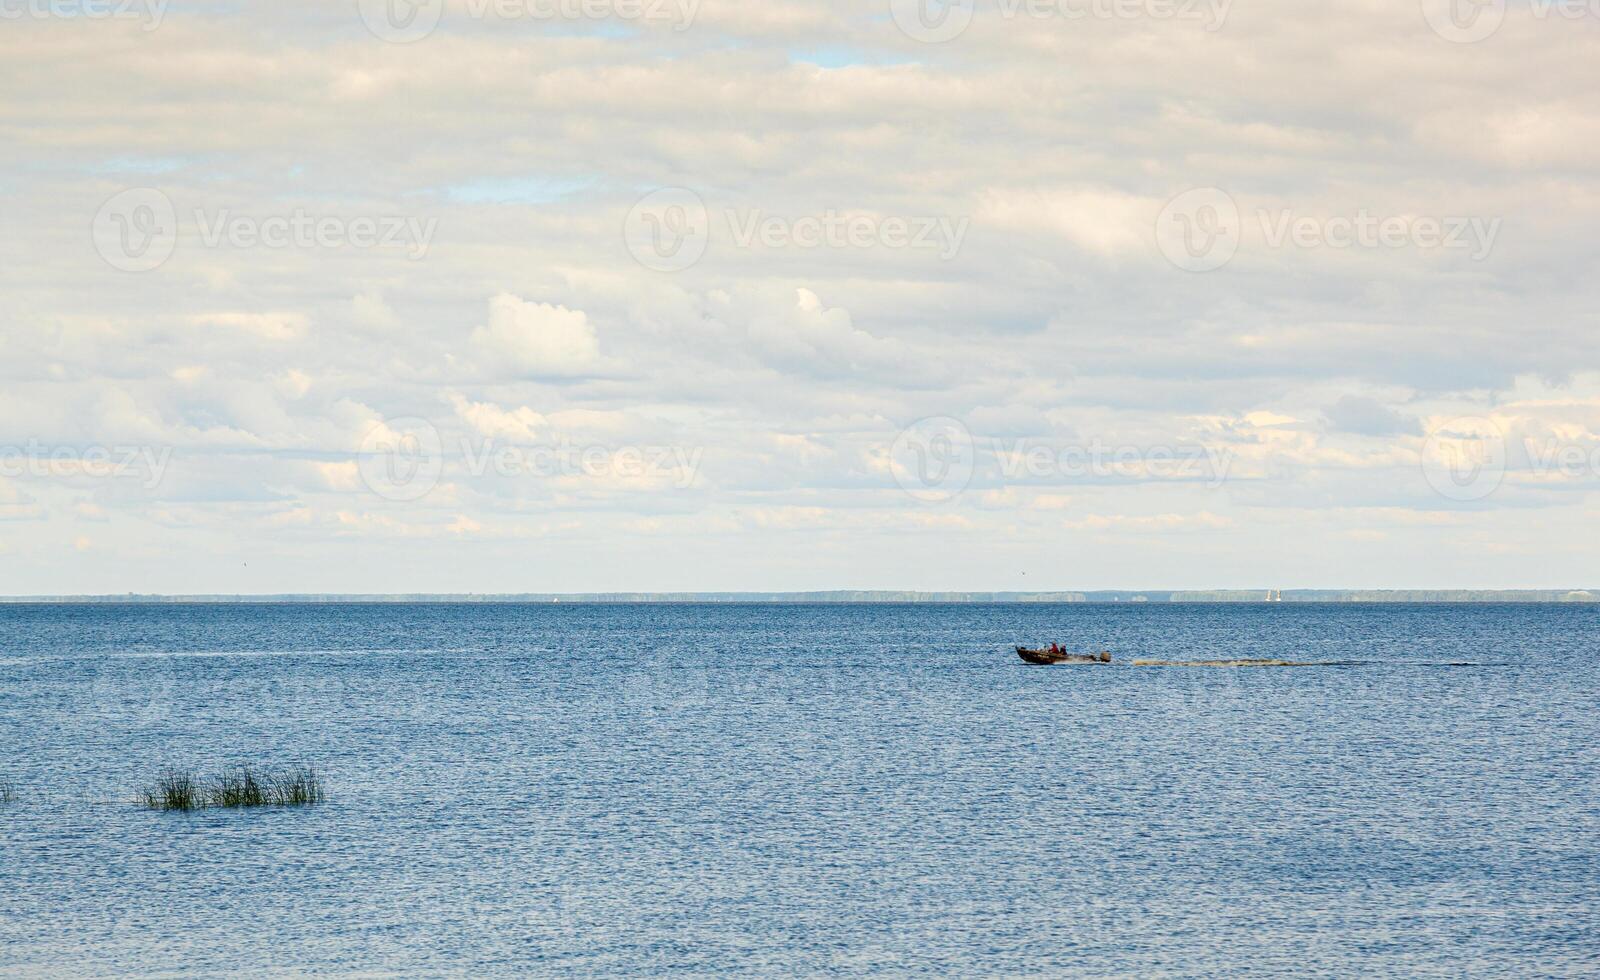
[1,602,1596,976]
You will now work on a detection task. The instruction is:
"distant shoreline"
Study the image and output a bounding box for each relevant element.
[1,590,1596,604]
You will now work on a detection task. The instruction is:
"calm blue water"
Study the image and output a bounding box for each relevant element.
[1,602,1597,976]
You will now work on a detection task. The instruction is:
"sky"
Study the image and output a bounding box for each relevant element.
[2,0,1598,594]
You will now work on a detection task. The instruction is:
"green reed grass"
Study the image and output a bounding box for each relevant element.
[0,778,17,805]
[265,766,325,807]
[138,766,325,811]
[138,769,199,811]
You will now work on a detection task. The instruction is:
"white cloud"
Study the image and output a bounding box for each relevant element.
[449,393,547,443]
[977,188,1156,257]
[469,294,602,378]
[189,312,310,341]
[746,288,915,380]
[351,289,400,330]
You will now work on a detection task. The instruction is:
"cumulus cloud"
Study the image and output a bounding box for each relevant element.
[449,393,547,443]
[746,288,914,379]
[469,294,602,378]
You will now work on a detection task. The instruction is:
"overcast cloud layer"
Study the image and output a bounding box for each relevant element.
[3,0,1598,594]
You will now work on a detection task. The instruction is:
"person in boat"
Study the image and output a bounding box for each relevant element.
[1048,642,1061,655]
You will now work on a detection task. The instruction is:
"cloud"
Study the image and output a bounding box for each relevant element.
[746,288,918,380]
[449,393,546,443]
[1065,512,1233,532]
[1324,395,1420,436]
[351,289,400,330]
[977,187,1156,258]
[469,294,602,378]
[188,312,310,341]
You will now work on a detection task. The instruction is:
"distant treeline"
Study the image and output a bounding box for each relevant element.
[1171,590,1598,603]
[2,590,1597,603]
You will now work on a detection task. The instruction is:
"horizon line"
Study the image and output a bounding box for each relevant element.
[2,588,1597,604]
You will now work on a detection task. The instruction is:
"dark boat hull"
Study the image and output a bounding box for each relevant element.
[1017,647,1112,665]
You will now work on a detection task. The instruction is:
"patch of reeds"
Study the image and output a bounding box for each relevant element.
[138,765,325,811]
[263,766,325,807]
[0,778,16,805]
[138,769,200,811]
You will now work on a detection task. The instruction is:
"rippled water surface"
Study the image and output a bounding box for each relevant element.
[2,602,1598,976]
